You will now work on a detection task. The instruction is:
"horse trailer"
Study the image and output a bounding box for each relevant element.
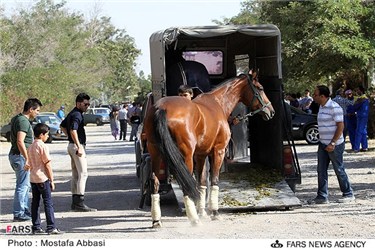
[136,24,301,210]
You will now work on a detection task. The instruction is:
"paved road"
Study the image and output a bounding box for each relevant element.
[1,125,375,244]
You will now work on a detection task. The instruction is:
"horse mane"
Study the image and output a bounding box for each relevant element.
[210,75,246,91]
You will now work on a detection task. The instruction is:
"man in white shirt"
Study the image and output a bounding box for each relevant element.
[310,85,355,204]
[118,104,128,141]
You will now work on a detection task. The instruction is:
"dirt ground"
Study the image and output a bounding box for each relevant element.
[1,125,375,244]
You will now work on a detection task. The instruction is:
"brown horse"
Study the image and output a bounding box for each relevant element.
[143,73,275,228]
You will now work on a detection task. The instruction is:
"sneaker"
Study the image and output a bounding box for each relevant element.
[46,228,63,235]
[32,228,46,235]
[308,197,329,205]
[13,215,32,222]
[360,148,368,152]
[337,196,355,203]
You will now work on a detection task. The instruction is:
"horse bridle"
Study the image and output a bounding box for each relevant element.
[237,74,272,121]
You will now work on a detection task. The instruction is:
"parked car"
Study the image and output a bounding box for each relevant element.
[39,112,62,121]
[288,104,319,144]
[83,108,110,126]
[33,114,67,142]
[0,124,11,142]
[0,114,67,143]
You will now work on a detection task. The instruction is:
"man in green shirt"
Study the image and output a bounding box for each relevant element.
[9,98,42,221]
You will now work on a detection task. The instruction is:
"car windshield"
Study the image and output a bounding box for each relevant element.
[95,109,109,114]
[37,116,60,125]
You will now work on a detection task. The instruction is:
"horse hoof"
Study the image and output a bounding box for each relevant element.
[190,220,202,227]
[198,210,209,219]
[152,221,162,228]
[210,212,222,221]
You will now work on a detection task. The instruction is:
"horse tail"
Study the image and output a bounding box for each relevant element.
[154,109,199,201]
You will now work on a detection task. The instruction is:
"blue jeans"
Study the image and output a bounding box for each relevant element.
[31,180,56,231]
[317,142,353,199]
[8,154,31,218]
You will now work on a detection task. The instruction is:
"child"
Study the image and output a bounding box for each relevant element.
[25,123,62,235]
[178,85,194,100]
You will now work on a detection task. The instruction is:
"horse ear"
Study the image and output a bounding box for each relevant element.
[250,68,259,81]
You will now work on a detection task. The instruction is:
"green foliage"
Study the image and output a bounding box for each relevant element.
[227,0,375,93]
[0,0,145,125]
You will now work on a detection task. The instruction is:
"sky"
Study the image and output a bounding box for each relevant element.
[2,0,244,75]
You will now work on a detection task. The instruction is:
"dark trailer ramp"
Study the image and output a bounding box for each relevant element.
[143,24,301,211]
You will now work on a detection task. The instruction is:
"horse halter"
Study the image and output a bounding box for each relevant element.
[237,74,272,121]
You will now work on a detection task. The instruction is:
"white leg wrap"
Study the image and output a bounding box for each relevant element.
[208,185,219,211]
[151,194,161,222]
[197,186,207,210]
[197,186,208,217]
[183,195,200,224]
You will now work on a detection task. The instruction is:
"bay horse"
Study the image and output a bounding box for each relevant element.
[143,73,275,228]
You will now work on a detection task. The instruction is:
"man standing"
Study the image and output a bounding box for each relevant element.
[56,105,65,120]
[60,93,96,212]
[118,104,128,141]
[128,102,142,141]
[299,89,313,113]
[9,98,43,221]
[332,89,354,139]
[311,85,355,204]
[352,86,369,152]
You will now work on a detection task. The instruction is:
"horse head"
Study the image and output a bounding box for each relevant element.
[240,72,275,121]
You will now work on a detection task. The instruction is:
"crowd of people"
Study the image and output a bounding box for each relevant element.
[107,102,142,141]
[7,94,145,235]
[285,86,370,152]
[6,83,371,234]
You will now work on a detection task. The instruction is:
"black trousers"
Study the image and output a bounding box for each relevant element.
[119,119,127,140]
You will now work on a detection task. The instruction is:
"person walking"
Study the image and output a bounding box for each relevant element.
[310,85,355,204]
[109,106,120,140]
[9,98,43,222]
[60,93,97,212]
[118,104,128,141]
[56,105,65,120]
[352,86,369,152]
[128,102,142,141]
[25,123,63,234]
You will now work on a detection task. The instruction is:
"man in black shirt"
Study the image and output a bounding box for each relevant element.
[60,93,96,212]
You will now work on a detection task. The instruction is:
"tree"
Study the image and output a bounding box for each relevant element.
[0,0,142,124]
[228,0,375,93]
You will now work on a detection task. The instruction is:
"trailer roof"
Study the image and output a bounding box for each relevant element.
[151,24,281,45]
[149,24,282,84]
